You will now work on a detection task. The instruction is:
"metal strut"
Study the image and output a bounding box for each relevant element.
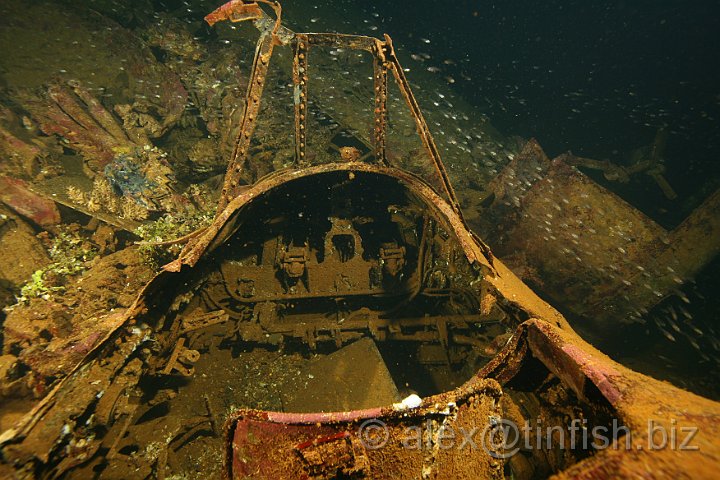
[206,1,464,221]
[377,34,463,218]
[293,34,309,166]
[372,45,389,165]
[207,0,283,211]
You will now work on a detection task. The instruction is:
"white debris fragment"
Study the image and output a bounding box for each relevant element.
[394,393,422,411]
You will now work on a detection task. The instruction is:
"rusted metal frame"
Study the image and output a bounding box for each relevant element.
[293,34,309,166]
[211,1,285,211]
[261,313,501,337]
[304,33,376,52]
[380,35,463,217]
[205,1,281,28]
[302,33,387,163]
[224,376,504,479]
[173,162,494,272]
[372,51,389,164]
[218,30,277,211]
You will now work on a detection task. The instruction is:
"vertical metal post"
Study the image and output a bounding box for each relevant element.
[219,30,276,210]
[293,34,309,166]
[372,50,388,164]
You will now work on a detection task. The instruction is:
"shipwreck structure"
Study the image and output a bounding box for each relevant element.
[0,1,719,479]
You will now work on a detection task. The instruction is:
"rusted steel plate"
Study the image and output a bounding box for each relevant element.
[476,139,720,328]
[225,377,504,479]
[479,319,720,478]
[0,175,60,226]
[223,316,720,478]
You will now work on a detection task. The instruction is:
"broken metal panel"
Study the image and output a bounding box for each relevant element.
[0,176,61,227]
[476,139,720,327]
[479,319,720,478]
[224,317,720,478]
[225,377,505,479]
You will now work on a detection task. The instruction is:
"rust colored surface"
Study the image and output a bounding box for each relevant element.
[1,158,718,478]
[224,316,720,478]
[217,30,277,208]
[204,0,264,26]
[293,33,310,165]
[226,377,504,479]
[477,139,720,327]
[514,320,720,479]
[0,175,61,226]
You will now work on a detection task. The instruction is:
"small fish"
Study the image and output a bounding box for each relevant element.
[678,304,693,320]
[658,326,676,342]
[675,290,691,304]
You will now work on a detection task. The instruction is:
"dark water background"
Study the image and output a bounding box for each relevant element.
[118,0,720,224]
[288,0,720,228]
